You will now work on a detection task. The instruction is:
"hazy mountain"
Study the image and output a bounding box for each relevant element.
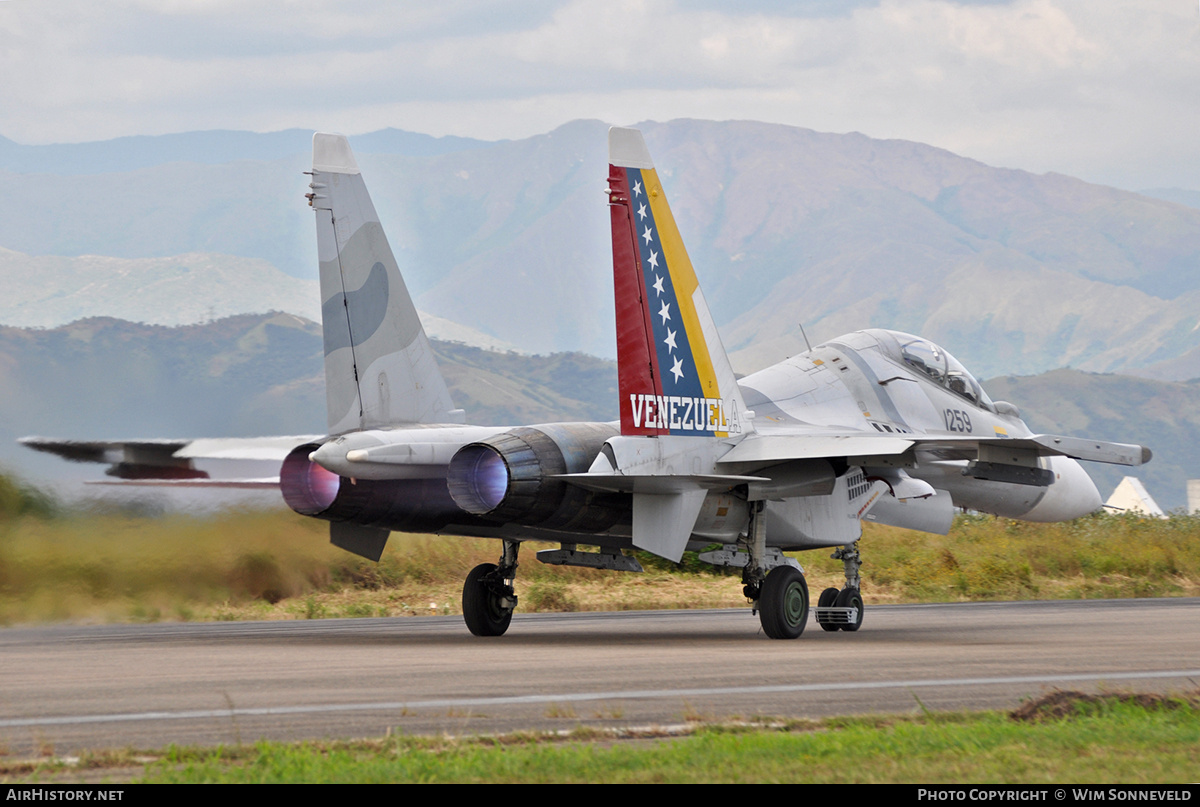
[4,120,1200,380]
[983,370,1200,512]
[0,247,515,351]
[0,314,614,486]
[0,314,1184,510]
[0,248,320,327]
[1140,187,1200,211]
[0,128,496,175]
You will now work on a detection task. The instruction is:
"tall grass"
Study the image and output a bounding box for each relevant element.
[814,511,1200,603]
[1,502,1197,625]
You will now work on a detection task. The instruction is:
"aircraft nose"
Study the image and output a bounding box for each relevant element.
[1022,456,1102,522]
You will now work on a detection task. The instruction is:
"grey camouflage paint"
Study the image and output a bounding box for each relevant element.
[311,161,458,434]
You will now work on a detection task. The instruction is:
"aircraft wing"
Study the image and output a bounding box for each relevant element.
[715,431,1151,471]
[19,435,321,485]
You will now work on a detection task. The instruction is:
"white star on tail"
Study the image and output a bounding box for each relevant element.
[670,356,684,382]
[647,250,658,269]
[652,275,665,296]
[642,226,654,244]
[632,180,642,196]
[658,300,671,323]
[664,328,677,352]
[637,203,647,220]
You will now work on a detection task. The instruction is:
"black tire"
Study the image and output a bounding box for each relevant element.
[759,566,809,640]
[462,563,513,637]
[816,586,840,632]
[834,587,864,632]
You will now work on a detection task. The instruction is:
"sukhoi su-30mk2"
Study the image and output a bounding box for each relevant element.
[23,128,1151,639]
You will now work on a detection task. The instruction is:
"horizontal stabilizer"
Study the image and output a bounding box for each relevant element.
[20,437,189,464]
[175,436,323,461]
[86,478,280,489]
[20,435,318,485]
[21,436,320,464]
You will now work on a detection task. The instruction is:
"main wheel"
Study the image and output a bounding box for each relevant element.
[834,587,864,632]
[816,586,840,632]
[462,563,513,637]
[759,566,809,640]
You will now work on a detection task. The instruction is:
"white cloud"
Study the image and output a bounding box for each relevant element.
[1,0,1197,189]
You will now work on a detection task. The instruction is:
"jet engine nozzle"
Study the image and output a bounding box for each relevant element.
[446,424,626,530]
[281,443,340,516]
[280,442,475,532]
[446,443,514,514]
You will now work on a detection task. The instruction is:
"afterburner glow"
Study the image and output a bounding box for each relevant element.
[280,444,341,515]
[446,444,510,514]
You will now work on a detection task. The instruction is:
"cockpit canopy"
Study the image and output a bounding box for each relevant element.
[871,330,994,409]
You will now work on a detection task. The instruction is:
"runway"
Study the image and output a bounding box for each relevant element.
[1,598,1198,756]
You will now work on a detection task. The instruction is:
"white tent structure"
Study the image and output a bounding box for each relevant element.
[1104,477,1166,518]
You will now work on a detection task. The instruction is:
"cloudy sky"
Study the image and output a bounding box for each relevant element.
[1,0,1197,191]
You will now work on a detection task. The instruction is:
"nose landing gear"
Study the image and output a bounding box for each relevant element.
[814,543,864,632]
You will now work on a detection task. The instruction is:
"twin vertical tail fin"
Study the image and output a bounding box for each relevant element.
[308,133,462,434]
[607,127,750,439]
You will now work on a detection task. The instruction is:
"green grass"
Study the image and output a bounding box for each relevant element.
[11,691,1193,783]
[1,502,1198,625]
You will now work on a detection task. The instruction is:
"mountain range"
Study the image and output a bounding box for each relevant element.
[2,120,1199,382]
[0,314,1190,511]
[1,120,1195,508]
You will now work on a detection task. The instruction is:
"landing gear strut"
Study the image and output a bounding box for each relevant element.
[741,501,811,640]
[462,540,519,637]
[814,542,864,632]
[740,503,768,604]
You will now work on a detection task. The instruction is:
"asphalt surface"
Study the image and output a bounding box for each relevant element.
[1,598,1198,756]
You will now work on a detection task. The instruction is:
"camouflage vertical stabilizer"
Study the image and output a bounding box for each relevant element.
[308,133,463,434]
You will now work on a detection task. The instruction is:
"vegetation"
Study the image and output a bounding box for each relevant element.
[6,691,1198,783]
[3,477,1197,783]
[0,473,1197,625]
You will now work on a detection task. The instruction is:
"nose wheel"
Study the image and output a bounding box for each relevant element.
[816,587,840,631]
[834,587,864,632]
[814,543,865,632]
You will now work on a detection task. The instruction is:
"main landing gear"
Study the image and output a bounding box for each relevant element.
[462,540,520,637]
[758,565,809,639]
[815,543,864,632]
[740,502,810,640]
[737,503,866,639]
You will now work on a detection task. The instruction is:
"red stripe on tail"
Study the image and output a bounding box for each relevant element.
[609,164,664,436]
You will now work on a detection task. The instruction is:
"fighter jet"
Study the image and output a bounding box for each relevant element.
[23,128,1151,639]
